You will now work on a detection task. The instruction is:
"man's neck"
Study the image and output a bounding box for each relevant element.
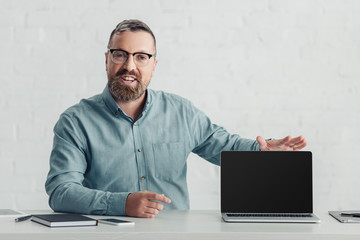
[115,92,147,121]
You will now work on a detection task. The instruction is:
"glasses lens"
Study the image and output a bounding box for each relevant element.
[111,50,127,64]
[134,53,150,66]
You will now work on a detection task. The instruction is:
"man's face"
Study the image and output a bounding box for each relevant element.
[105,31,157,102]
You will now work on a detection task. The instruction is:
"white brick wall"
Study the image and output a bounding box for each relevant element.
[0,0,359,212]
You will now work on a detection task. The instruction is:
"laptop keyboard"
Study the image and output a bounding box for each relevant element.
[227,213,312,218]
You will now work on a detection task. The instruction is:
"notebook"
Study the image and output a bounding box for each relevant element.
[31,213,98,227]
[221,151,320,223]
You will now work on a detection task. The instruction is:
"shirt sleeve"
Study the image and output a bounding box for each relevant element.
[45,113,130,216]
[190,104,260,166]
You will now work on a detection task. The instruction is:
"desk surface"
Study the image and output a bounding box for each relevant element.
[1,210,359,240]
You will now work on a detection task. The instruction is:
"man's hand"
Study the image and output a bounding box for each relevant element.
[257,136,307,151]
[125,191,171,218]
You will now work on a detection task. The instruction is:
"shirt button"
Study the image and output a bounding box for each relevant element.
[134,122,137,126]
[141,176,145,180]
[138,148,142,152]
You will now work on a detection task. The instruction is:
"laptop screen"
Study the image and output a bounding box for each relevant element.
[221,151,313,213]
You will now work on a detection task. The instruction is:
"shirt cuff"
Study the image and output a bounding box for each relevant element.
[107,192,131,216]
[255,141,261,151]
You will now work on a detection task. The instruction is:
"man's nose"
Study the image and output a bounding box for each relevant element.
[122,54,137,71]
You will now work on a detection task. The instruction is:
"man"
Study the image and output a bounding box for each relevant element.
[45,19,307,218]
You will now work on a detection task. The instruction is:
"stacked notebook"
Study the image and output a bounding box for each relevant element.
[31,213,98,227]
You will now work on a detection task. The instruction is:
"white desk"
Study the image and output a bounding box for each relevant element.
[1,210,359,240]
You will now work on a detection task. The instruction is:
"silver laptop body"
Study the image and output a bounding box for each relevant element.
[221,151,320,223]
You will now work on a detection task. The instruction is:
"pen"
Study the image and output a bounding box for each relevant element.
[340,213,360,218]
[15,215,32,222]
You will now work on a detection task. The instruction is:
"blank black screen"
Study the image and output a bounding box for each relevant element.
[221,151,312,213]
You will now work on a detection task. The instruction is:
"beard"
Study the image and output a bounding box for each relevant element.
[108,69,148,102]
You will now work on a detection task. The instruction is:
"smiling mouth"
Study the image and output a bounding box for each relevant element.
[121,76,137,82]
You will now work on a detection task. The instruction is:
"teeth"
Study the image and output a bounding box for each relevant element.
[123,76,135,81]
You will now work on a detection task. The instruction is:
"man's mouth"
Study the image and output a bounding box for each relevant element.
[118,74,138,86]
[121,76,136,82]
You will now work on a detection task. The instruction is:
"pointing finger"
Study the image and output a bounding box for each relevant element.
[148,193,171,204]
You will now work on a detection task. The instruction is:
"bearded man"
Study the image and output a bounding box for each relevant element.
[45,19,307,218]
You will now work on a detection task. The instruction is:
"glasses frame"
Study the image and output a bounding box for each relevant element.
[108,48,156,66]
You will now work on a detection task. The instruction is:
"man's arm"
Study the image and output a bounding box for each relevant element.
[45,114,130,215]
[188,105,307,164]
[188,105,259,165]
[45,114,171,217]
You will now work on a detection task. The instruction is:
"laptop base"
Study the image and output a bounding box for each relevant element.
[222,213,320,223]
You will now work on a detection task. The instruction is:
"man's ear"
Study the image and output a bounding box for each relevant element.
[149,59,158,79]
[105,52,109,71]
[152,59,158,74]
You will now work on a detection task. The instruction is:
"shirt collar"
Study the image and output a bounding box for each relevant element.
[102,84,153,117]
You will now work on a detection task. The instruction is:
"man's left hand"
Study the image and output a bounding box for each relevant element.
[256,136,307,151]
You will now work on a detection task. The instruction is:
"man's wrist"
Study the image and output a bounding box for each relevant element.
[107,192,131,216]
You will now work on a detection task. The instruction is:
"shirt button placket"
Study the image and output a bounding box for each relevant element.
[138,147,146,189]
[132,121,146,190]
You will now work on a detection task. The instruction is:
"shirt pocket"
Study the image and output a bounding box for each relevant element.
[152,142,186,181]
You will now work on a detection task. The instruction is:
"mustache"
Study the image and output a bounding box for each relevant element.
[115,69,140,79]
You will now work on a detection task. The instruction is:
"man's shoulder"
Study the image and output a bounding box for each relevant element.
[149,89,193,106]
[61,93,104,119]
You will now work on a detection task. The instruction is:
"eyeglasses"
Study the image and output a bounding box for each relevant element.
[108,48,156,67]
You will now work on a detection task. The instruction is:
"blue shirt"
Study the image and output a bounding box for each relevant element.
[45,85,260,216]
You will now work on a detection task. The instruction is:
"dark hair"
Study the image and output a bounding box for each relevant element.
[107,19,156,51]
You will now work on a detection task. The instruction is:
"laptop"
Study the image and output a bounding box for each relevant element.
[221,151,320,223]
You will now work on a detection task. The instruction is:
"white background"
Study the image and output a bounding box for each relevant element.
[0,0,359,212]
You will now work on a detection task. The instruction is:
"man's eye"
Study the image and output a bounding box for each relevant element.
[113,52,126,58]
[136,54,148,61]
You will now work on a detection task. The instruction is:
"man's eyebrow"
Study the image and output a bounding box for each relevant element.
[112,48,154,54]
[135,50,153,53]
[133,49,156,54]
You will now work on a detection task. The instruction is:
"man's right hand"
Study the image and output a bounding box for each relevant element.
[125,191,171,218]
